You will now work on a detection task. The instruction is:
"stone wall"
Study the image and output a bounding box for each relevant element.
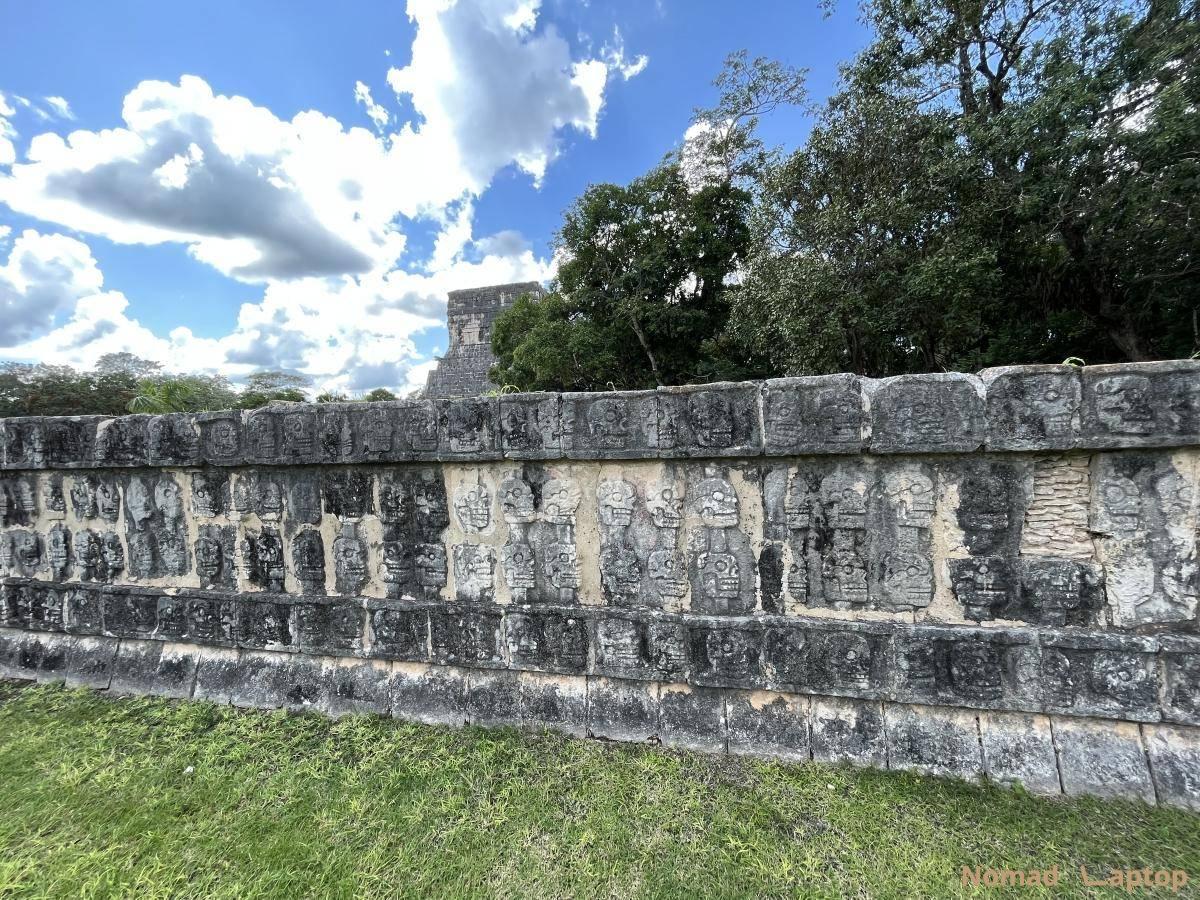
[2,360,1199,809]
[424,281,543,398]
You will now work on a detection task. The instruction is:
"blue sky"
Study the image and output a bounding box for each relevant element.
[0,0,868,394]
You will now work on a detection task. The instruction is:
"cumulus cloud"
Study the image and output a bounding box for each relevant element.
[386,0,617,186]
[354,81,390,131]
[0,229,108,345]
[0,0,647,391]
[43,96,75,120]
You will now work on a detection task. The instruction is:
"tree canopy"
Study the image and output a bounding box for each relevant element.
[492,0,1199,389]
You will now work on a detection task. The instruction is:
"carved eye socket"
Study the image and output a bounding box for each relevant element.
[712,490,726,501]
[845,650,858,661]
[1044,389,1061,402]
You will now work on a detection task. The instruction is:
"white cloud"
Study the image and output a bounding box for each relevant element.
[0,0,646,391]
[602,28,649,81]
[386,0,620,187]
[0,222,553,394]
[43,96,75,120]
[0,91,16,167]
[354,81,391,130]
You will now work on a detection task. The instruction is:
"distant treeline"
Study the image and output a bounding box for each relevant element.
[0,352,397,418]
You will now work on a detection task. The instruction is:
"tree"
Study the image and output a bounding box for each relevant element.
[127,374,237,413]
[93,352,162,379]
[362,387,397,402]
[491,162,755,391]
[728,0,1200,375]
[235,370,311,409]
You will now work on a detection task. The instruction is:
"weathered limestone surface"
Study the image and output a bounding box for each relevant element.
[424,282,543,399]
[2,361,1199,807]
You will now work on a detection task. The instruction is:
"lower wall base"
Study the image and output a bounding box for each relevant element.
[3,627,1198,812]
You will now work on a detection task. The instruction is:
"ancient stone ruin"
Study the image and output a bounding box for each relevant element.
[1,360,1199,808]
[423,282,543,399]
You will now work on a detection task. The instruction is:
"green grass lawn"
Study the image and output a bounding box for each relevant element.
[0,682,1197,899]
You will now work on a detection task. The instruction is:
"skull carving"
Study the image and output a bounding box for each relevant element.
[154,477,183,524]
[502,542,536,590]
[894,388,948,442]
[597,479,636,527]
[648,550,688,601]
[191,473,225,518]
[377,474,406,523]
[822,541,867,607]
[362,408,393,455]
[693,475,739,528]
[654,403,682,449]
[948,643,1002,701]
[824,634,872,688]
[586,398,629,448]
[499,476,536,524]
[381,540,412,585]
[883,469,934,527]
[125,478,154,531]
[821,471,866,530]
[697,550,740,611]
[46,526,70,578]
[1094,375,1154,434]
[195,535,224,582]
[258,479,285,519]
[292,531,326,588]
[281,412,314,458]
[1098,475,1141,533]
[600,544,642,603]
[333,533,368,591]
[882,548,932,607]
[70,478,98,519]
[415,543,447,589]
[646,485,684,529]
[541,478,581,525]
[783,478,815,530]
[101,532,125,578]
[405,404,439,451]
[687,392,734,448]
[544,542,581,591]
[75,530,102,580]
[817,389,860,443]
[453,481,492,533]
[96,480,121,522]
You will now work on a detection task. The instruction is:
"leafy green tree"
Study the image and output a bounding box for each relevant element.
[491,162,756,390]
[362,387,397,402]
[127,374,237,413]
[728,0,1200,374]
[235,370,311,409]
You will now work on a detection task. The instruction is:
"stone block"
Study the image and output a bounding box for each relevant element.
[499,392,562,459]
[192,647,243,704]
[320,658,392,718]
[366,602,430,662]
[350,402,406,463]
[430,607,504,668]
[588,676,658,742]
[1038,631,1160,722]
[43,416,103,467]
[439,397,500,459]
[518,672,588,737]
[1143,724,1200,812]
[503,608,590,675]
[109,639,198,699]
[884,703,983,780]
[687,619,764,688]
[464,668,522,728]
[562,390,658,459]
[810,697,887,767]
[102,588,161,640]
[865,373,985,454]
[34,633,72,684]
[146,413,202,466]
[94,415,151,467]
[889,625,1039,713]
[655,382,761,458]
[980,365,1081,451]
[195,412,244,466]
[1081,360,1200,448]
[979,712,1061,795]
[394,400,441,458]
[1161,637,1200,726]
[296,599,365,657]
[0,628,44,679]
[389,662,468,727]
[1,418,48,469]
[237,597,296,652]
[725,690,810,761]
[592,613,687,682]
[62,635,118,689]
[230,650,329,712]
[762,374,865,455]
[1053,716,1155,804]
[657,683,726,752]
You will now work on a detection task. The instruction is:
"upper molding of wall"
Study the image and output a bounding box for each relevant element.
[2,361,1197,470]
